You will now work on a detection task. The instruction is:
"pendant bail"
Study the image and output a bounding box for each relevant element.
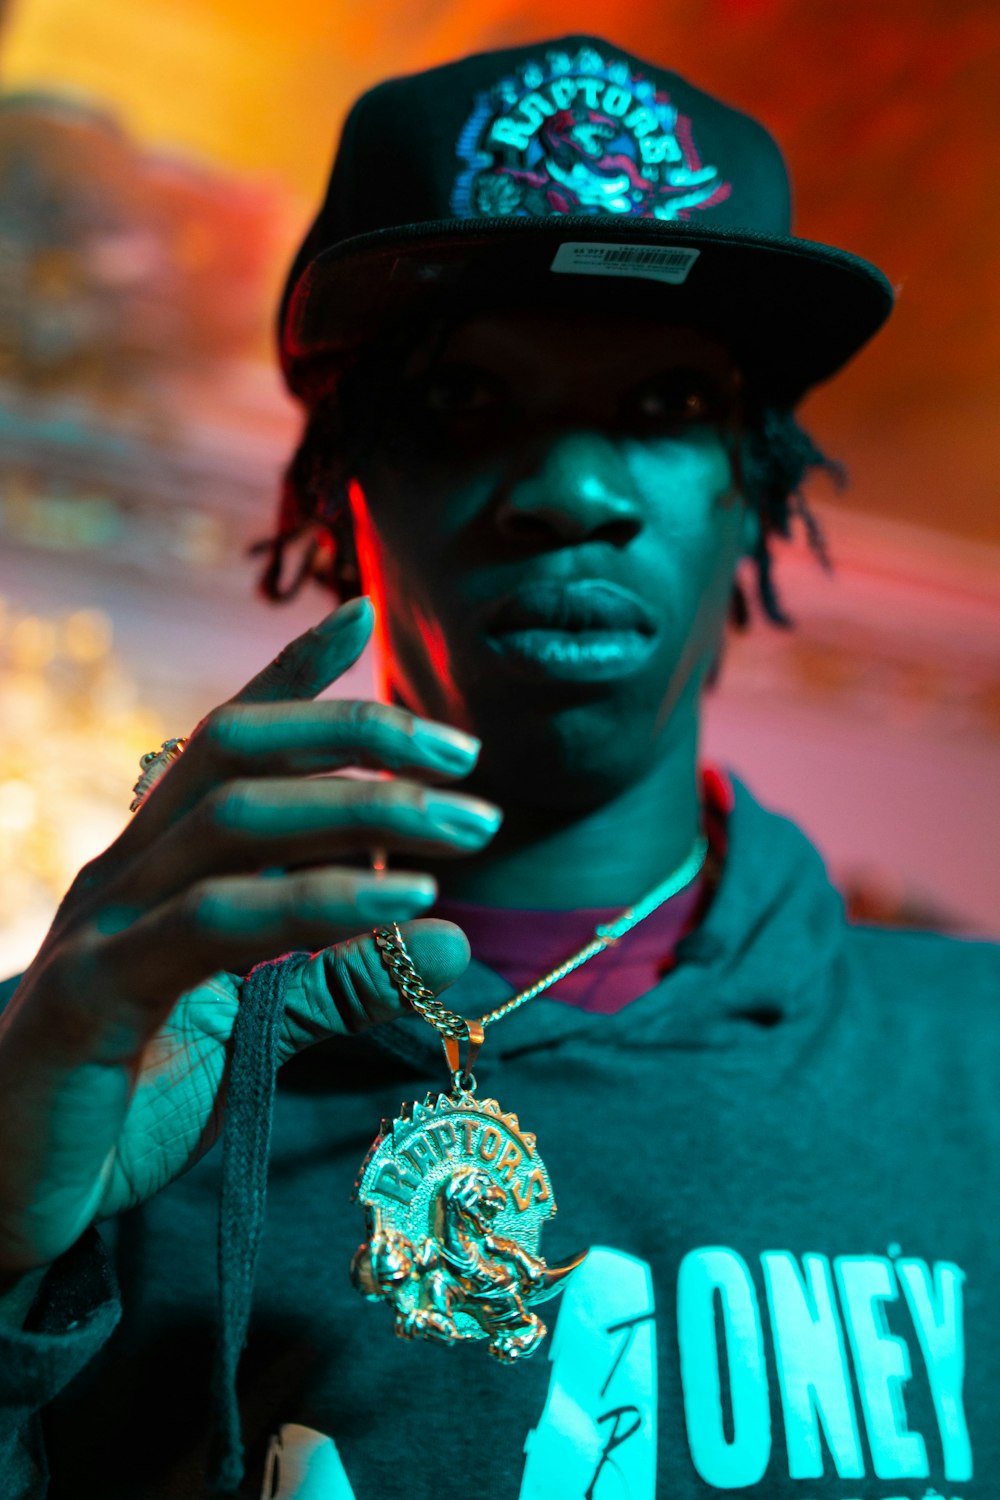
[443,1019,484,1092]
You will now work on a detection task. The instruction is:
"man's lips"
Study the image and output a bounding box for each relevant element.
[481,580,657,636]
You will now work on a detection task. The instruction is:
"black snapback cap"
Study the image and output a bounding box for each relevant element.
[279,35,894,405]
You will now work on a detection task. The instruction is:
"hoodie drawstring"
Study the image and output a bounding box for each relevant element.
[209,951,307,1495]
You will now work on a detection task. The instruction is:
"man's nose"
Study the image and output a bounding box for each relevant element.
[495,431,644,547]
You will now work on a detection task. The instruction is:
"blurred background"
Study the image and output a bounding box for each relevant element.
[0,0,998,973]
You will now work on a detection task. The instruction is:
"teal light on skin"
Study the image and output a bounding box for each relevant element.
[347,307,759,911]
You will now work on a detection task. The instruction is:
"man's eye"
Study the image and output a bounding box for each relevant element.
[631,375,729,426]
[418,369,500,414]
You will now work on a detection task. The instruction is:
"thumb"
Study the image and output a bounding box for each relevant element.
[276,918,472,1062]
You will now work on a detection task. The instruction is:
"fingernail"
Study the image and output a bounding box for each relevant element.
[413,720,482,770]
[322,596,372,632]
[356,876,437,920]
[423,791,503,842]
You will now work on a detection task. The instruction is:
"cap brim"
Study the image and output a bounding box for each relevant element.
[281,216,894,405]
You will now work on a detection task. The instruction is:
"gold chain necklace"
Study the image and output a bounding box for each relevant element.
[349,833,709,1364]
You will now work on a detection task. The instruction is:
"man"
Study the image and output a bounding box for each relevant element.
[1,34,997,1500]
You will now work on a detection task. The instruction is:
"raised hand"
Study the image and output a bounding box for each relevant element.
[0,597,500,1285]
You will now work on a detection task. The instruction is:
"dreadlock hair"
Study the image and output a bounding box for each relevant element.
[251,318,845,629]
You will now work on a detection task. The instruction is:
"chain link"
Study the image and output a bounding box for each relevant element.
[372,928,470,1040]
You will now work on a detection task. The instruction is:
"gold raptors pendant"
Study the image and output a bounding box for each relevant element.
[351,1086,586,1362]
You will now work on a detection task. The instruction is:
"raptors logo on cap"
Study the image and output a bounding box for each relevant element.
[453,45,732,222]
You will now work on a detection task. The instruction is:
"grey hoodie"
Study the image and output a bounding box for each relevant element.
[1,778,998,1499]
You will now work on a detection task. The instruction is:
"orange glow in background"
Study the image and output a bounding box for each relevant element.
[3,0,999,543]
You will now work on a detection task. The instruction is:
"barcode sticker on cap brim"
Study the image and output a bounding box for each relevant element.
[550,241,700,285]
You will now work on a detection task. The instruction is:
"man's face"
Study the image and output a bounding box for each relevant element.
[347,306,755,812]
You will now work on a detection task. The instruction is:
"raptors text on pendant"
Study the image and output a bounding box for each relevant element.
[351,1093,586,1362]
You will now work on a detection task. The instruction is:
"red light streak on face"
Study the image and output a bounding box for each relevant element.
[346,477,461,719]
[409,601,468,731]
[346,477,391,698]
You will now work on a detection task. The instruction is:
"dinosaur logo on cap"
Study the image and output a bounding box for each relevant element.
[453,46,731,222]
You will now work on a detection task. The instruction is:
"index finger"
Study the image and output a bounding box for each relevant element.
[98,597,376,867]
[226,595,374,707]
[45,597,379,924]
